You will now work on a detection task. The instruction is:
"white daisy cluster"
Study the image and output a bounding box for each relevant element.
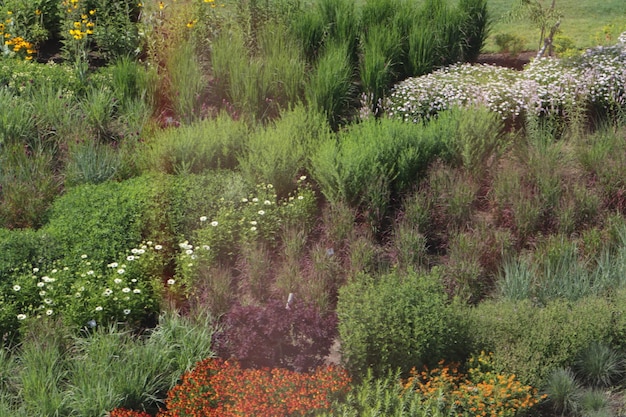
[386,33,626,122]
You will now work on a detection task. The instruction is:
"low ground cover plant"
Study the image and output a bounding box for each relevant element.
[157,358,350,417]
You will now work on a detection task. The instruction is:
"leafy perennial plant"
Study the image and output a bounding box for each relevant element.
[406,352,545,417]
[3,241,165,340]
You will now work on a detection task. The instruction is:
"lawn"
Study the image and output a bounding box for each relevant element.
[485,0,626,52]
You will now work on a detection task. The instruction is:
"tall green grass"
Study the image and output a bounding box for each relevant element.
[311,112,458,227]
[360,23,404,114]
[211,20,306,122]
[166,40,207,124]
[305,41,356,129]
[0,314,217,416]
[0,144,60,229]
[497,230,626,304]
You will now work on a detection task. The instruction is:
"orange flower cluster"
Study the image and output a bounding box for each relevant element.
[4,35,35,59]
[405,353,545,417]
[1,20,36,60]
[159,358,351,417]
[109,408,152,417]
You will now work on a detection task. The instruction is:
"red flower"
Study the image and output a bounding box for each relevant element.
[159,358,350,417]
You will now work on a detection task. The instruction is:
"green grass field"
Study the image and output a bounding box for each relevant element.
[484,0,626,52]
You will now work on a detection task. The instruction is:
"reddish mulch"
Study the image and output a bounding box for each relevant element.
[475,51,536,70]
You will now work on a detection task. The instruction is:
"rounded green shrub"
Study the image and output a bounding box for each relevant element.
[470,297,616,387]
[337,268,470,379]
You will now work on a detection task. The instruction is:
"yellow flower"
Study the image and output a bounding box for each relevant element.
[35,9,41,16]
[25,56,33,60]
[89,9,96,15]
[6,11,12,15]
[74,21,82,28]
[159,1,164,10]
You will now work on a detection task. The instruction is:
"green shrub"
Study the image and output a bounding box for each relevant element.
[42,175,171,264]
[0,229,46,278]
[0,0,60,48]
[167,170,253,241]
[318,370,427,417]
[175,180,317,301]
[4,240,164,337]
[337,268,470,379]
[450,105,507,179]
[239,105,330,198]
[89,0,141,62]
[494,33,526,56]
[470,297,616,387]
[0,60,83,97]
[311,116,454,227]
